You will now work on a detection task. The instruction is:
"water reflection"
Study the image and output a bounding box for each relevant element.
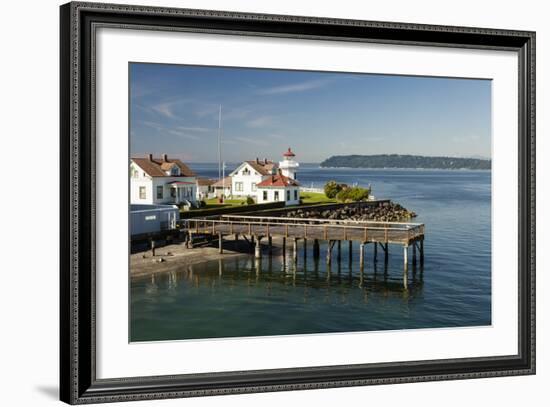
[136,252,424,301]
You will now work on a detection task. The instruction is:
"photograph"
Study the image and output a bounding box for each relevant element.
[128,63,492,342]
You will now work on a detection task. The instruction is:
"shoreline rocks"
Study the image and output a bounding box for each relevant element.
[281,201,417,222]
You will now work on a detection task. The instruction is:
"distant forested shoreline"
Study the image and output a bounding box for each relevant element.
[320,154,491,170]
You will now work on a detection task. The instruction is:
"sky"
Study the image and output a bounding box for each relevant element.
[130,63,492,163]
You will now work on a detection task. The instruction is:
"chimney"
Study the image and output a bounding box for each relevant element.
[264,158,268,164]
[147,153,153,161]
[162,153,168,162]
[256,158,259,164]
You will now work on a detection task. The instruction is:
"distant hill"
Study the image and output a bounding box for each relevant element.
[320,154,491,170]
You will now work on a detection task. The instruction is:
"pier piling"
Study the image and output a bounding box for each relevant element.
[150,239,156,257]
[326,240,334,265]
[313,239,320,258]
[255,236,261,259]
[218,233,223,254]
[403,245,409,288]
[293,238,298,263]
[359,242,365,271]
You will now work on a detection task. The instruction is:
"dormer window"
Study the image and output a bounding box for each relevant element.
[242,167,250,176]
[165,164,180,176]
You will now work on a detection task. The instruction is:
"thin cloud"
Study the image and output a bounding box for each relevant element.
[257,79,331,95]
[232,136,269,147]
[176,126,214,133]
[139,120,203,141]
[246,116,273,128]
[166,129,201,141]
[151,102,176,118]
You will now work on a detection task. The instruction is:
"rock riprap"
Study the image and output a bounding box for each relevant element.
[281,202,417,222]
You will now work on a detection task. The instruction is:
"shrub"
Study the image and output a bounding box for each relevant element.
[324,181,344,198]
[198,200,207,208]
[246,196,255,205]
[336,186,370,202]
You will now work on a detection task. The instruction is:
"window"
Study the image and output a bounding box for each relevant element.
[286,190,290,201]
[156,186,163,199]
[263,191,268,201]
[235,182,243,192]
[274,191,279,201]
[252,183,257,191]
[139,186,146,199]
[170,166,180,176]
[294,190,298,200]
[171,188,176,198]
[242,168,250,176]
[131,167,139,178]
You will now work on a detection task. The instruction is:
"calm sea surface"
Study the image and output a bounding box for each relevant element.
[130,163,491,341]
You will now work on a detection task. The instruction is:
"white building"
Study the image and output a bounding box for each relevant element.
[256,170,300,206]
[212,176,232,199]
[279,147,299,180]
[229,158,277,198]
[255,148,300,206]
[130,154,197,206]
[196,178,216,201]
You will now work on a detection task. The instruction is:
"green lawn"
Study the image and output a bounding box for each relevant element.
[193,192,333,210]
[203,197,248,208]
[300,192,336,204]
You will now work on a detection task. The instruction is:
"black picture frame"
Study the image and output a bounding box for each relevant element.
[60,2,536,404]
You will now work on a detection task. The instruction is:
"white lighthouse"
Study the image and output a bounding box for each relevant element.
[279,147,299,180]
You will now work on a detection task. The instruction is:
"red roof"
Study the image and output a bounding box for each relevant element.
[257,174,300,188]
[283,147,295,157]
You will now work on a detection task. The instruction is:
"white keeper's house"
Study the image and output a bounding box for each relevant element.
[227,148,300,206]
[229,158,278,198]
[130,154,198,206]
[256,148,300,205]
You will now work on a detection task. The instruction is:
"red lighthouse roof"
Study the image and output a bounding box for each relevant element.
[283,147,295,157]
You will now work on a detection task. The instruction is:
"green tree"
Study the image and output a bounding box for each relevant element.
[324,181,344,199]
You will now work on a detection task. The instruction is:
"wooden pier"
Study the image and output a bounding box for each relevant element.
[185,214,425,287]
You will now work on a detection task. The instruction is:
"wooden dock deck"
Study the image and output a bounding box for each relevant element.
[184,214,425,287]
[187,214,424,245]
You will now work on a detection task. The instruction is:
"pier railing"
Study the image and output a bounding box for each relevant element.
[186,215,424,245]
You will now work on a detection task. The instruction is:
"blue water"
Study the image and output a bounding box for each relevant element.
[130,164,491,341]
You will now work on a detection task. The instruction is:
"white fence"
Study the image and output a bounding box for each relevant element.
[130,204,179,236]
[299,186,324,193]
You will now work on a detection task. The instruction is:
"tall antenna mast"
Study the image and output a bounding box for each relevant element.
[217,105,222,181]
